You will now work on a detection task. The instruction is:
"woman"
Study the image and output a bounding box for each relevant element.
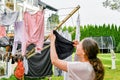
[49,31,104,80]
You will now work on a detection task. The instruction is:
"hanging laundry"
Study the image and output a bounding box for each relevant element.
[54,30,72,77]
[0,60,7,76]
[16,0,24,3]
[12,21,25,55]
[0,53,2,61]
[23,10,44,55]
[74,14,81,62]
[14,60,24,79]
[25,42,53,78]
[0,49,6,61]
[75,14,80,41]
[32,0,38,7]
[23,57,28,75]
[62,31,72,41]
[0,26,6,38]
[0,12,19,27]
[12,53,24,64]
[6,1,14,10]
[61,31,72,80]
[53,30,74,59]
[0,36,9,47]
[0,54,2,61]
[25,31,74,78]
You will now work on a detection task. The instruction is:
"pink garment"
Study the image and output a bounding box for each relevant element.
[0,26,6,38]
[23,11,44,55]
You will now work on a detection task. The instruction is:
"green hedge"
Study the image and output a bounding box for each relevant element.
[62,24,120,52]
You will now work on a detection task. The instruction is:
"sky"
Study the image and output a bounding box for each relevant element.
[41,0,120,26]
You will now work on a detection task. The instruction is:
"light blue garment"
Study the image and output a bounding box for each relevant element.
[23,57,28,74]
[0,12,19,26]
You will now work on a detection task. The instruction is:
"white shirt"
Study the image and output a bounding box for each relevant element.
[67,62,95,80]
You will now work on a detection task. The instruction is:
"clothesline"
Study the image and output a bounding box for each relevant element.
[27,30,76,59]
[58,7,75,10]
[0,1,81,79]
[0,5,80,80]
[27,5,80,58]
[0,4,80,58]
[45,14,74,19]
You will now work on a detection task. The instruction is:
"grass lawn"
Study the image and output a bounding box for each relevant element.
[98,53,120,80]
[0,53,120,80]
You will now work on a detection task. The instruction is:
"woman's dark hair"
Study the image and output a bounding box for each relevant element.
[82,38,104,80]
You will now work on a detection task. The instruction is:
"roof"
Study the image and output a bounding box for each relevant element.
[16,0,58,11]
[38,0,58,11]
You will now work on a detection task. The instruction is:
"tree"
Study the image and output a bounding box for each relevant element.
[103,0,120,11]
[47,13,60,30]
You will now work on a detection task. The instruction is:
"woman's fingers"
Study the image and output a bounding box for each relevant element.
[49,31,56,42]
[73,40,79,47]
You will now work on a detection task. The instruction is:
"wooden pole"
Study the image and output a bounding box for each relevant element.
[27,5,80,59]
[44,5,80,41]
[14,0,16,11]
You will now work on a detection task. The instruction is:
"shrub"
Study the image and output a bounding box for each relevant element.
[116,42,120,53]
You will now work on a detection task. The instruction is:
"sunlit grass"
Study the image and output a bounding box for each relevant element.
[0,53,120,80]
[98,53,120,80]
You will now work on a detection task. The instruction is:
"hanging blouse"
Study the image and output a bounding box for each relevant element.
[0,25,6,38]
[12,21,25,55]
[23,10,44,55]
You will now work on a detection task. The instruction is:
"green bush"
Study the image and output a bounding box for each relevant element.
[116,42,120,53]
[0,78,8,80]
[62,24,120,52]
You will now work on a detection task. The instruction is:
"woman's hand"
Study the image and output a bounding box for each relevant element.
[73,40,79,48]
[49,31,56,43]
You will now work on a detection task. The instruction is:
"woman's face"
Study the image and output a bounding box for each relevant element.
[76,41,85,57]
